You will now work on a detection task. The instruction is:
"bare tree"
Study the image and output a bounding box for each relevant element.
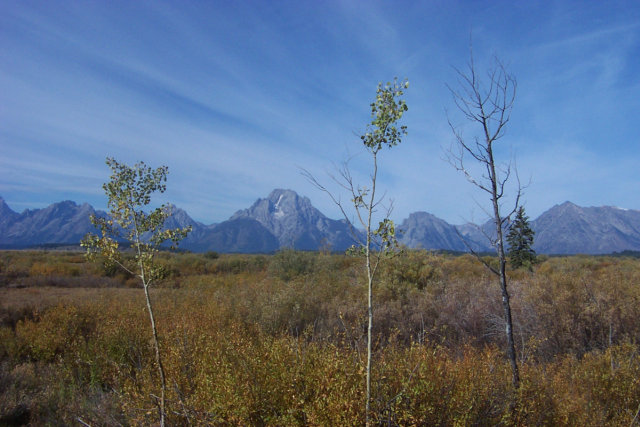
[303,78,408,425]
[446,53,521,389]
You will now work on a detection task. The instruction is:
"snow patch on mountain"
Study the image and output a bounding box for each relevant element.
[273,194,285,219]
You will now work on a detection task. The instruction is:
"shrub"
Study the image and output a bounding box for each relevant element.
[1,250,640,424]
[268,249,317,281]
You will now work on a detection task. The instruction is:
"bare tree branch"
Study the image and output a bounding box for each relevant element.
[302,78,408,426]
[446,50,521,391]
[300,167,365,247]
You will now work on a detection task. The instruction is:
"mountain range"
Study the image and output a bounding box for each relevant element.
[1,190,640,255]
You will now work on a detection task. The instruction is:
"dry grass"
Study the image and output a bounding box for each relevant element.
[0,250,639,425]
[0,287,141,311]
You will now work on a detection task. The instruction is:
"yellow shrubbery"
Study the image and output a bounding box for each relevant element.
[1,250,639,424]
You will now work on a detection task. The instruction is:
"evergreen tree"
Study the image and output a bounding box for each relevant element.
[507,206,537,270]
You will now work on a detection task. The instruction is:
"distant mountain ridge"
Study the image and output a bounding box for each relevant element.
[1,194,640,255]
[0,198,103,247]
[531,201,640,254]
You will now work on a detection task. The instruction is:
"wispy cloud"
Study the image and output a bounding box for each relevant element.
[1,1,638,224]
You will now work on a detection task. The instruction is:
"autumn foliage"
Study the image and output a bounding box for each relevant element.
[1,249,639,425]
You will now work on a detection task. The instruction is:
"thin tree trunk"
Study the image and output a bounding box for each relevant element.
[447,52,520,398]
[365,153,378,427]
[489,148,520,390]
[498,256,520,389]
[143,281,167,427]
[135,229,167,427]
[303,80,407,425]
[366,256,373,426]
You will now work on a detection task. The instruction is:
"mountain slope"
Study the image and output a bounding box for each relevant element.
[0,199,102,247]
[398,212,469,251]
[230,189,355,251]
[532,202,640,254]
[161,204,213,249]
[190,218,279,253]
[0,197,20,231]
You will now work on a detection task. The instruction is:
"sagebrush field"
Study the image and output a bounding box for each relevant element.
[1,249,639,425]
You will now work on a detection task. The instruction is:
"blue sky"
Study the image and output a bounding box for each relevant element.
[1,1,639,225]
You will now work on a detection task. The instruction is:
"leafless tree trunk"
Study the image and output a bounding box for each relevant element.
[447,52,521,389]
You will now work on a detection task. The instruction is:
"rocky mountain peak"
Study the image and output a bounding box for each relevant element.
[558,201,578,208]
[230,189,353,250]
[552,201,583,216]
[0,197,18,216]
[398,211,468,251]
[232,189,317,226]
[0,197,20,229]
[0,199,98,247]
[404,211,442,223]
[163,204,201,228]
[532,202,640,254]
[267,188,302,203]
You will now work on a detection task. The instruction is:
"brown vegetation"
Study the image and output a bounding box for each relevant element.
[1,249,639,425]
